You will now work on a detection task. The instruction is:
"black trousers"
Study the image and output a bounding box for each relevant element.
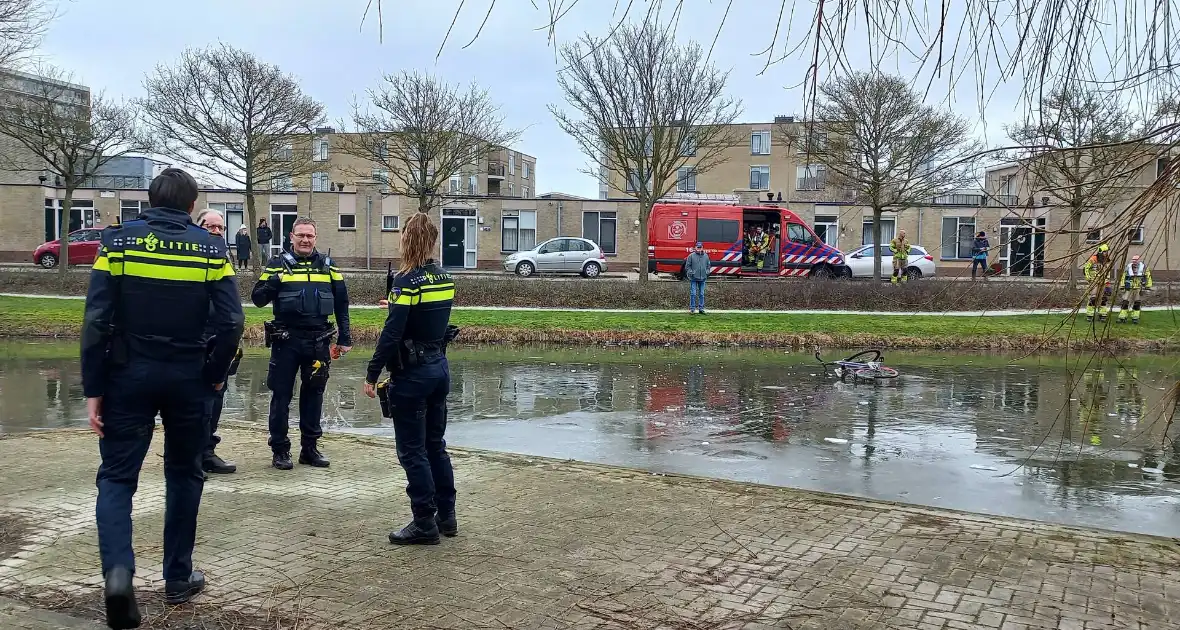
[203,386,226,460]
[389,355,456,523]
[266,333,332,453]
[96,356,207,582]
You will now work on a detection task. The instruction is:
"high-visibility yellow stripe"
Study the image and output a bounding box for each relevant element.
[280,273,332,283]
[420,282,455,292]
[393,293,418,306]
[259,272,273,280]
[93,255,110,272]
[124,249,219,265]
[122,260,211,282]
[419,288,455,303]
[212,262,235,280]
[329,270,344,281]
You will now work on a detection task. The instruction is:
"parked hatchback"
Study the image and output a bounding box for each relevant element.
[843,244,936,280]
[33,228,103,268]
[504,237,608,278]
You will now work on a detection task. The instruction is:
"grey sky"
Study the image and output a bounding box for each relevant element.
[37,0,1026,198]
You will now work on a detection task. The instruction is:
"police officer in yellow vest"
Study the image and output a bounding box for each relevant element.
[253,218,352,470]
[1117,254,1153,324]
[1083,242,1112,320]
[82,168,244,628]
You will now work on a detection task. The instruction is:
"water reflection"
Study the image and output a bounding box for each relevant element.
[2,343,1178,535]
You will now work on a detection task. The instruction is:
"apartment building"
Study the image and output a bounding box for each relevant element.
[291,128,538,198]
[0,68,92,185]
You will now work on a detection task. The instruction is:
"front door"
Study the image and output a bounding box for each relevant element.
[1009,227,1033,276]
[269,209,298,256]
[442,217,466,268]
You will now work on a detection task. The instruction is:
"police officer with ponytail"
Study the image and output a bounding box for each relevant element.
[253,217,352,470]
[364,212,459,545]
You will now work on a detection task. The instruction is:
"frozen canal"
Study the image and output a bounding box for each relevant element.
[3,341,1179,536]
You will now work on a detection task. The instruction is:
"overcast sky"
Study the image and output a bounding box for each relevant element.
[36,0,1026,197]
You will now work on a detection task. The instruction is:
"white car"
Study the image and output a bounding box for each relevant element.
[843,244,937,280]
[504,237,608,278]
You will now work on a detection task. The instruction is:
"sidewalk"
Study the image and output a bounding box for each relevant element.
[0,427,1177,629]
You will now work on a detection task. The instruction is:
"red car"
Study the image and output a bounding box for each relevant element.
[33,228,103,268]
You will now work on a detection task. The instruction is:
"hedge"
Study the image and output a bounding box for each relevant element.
[0,269,1144,312]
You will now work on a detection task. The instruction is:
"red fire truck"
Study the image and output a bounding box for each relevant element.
[646,196,847,278]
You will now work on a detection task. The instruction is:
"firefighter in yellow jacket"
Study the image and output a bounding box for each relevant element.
[1083,242,1112,321]
[1117,254,1152,324]
[889,231,912,283]
[748,225,770,271]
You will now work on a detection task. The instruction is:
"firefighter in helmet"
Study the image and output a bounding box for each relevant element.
[1083,242,1112,321]
[1117,254,1153,324]
[748,225,770,271]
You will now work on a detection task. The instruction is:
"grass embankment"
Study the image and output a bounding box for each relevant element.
[1,295,1176,351]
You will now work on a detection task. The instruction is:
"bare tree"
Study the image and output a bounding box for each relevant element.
[1007,89,1154,284]
[0,65,150,272]
[0,0,53,69]
[338,71,520,213]
[549,21,742,282]
[140,43,325,267]
[802,72,979,280]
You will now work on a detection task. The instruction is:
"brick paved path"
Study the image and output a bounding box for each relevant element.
[0,427,1177,630]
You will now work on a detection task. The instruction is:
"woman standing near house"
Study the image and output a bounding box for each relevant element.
[235,226,252,270]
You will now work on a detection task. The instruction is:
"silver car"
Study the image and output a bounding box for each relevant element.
[843,244,937,280]
[503,237,608,278]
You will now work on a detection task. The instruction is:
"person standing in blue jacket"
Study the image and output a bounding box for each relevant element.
[685,242,711,314]
[971,231,990,280]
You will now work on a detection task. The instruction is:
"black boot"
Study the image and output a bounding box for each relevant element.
[436,513,458,537]
[388,519,440,545]
[165,570,205,605]
[272,451,293,470]
[202,454,237,474]
[299,446,330,468]
[104,565,141,629]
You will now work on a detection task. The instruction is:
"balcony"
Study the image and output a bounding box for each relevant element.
[488,162,506,179]
[930,193,1021,207]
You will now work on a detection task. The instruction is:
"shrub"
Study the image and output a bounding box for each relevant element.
[1,269,1145,312]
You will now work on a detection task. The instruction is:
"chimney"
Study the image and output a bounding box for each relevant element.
[773,115,795,124]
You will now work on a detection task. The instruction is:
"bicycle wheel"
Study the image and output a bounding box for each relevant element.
[843,349,883,364]
[854,366,899,380]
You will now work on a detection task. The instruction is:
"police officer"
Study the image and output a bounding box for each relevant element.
[252,217,352,470]
[82,168,244,629]
[195,208,242,475]
[363,212,458,546]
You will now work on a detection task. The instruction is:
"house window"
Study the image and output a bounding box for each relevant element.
[314,139,329,161]
[522,186,530,198]
[940,216,976,259]
[1085,229,1101,244]
[275,143,293,161]
[1156,157,1170,179]
[680,134,697,156]
[796,164,826,190]
[676,167,697,192]
[582,211,617,254]
[449,175,461,193]
[311,172,330,192]
[271,174,293,191]
[751,130,771,155]
[372,168,389,191]
[749,166,770,190]
[509,153,515,175]
[468,175,478,195]
[502,210,537,252]
[626,172,650,193]
[339,214,356,230]
[523,163,531,179]
[376,141,388,158]
[382,215,400,231]
[509,182,515,196]
[814,215,838,248]
[862,217,896,245]
[1128,226,1145,245]
[119,199,148,223]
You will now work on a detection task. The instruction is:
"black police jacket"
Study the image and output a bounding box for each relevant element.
[366,261,454,384]
[80,207,245,398]
[251,250,353,346]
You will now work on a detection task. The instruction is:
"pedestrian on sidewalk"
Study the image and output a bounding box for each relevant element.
[234,226,252,271]
[364,213,459,546]
[82,169,244,629]
[256,219,272,263]
[685,242,711,314]
[971,231,990,280]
